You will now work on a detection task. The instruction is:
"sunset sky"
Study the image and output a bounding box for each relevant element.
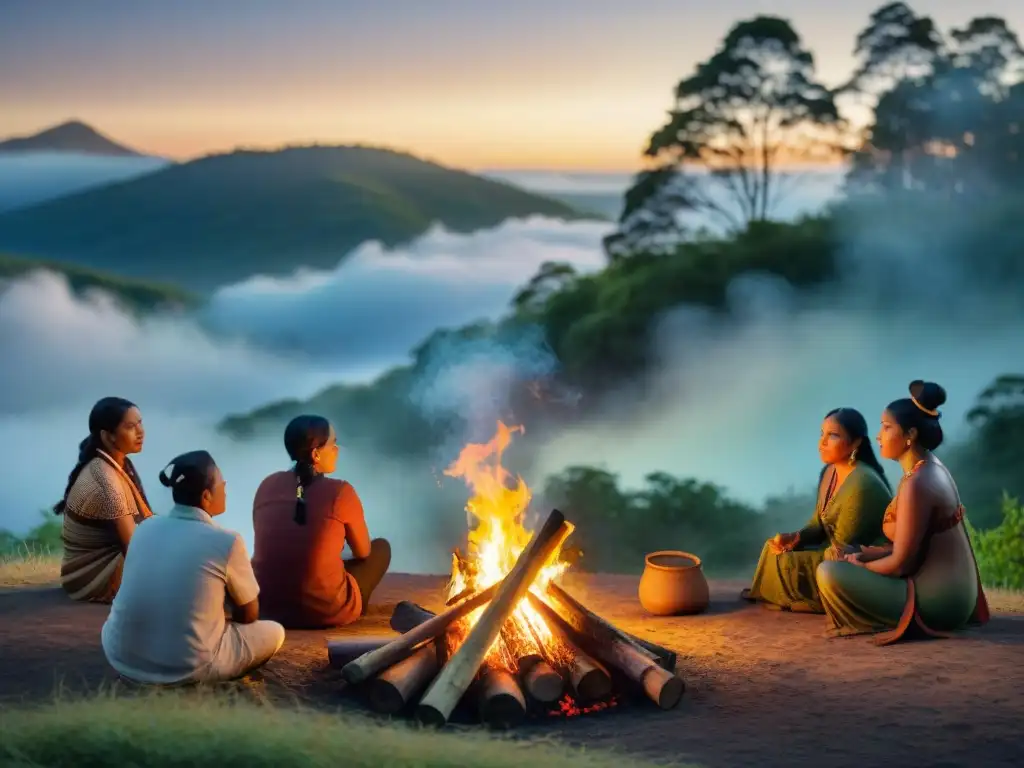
[2,0,1022,171]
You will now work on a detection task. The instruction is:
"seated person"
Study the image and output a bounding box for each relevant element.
[742,407,892,613]
[54,397,154,603]
[101,451,285,685]
[817,381,990,642]
[252,415,391,628]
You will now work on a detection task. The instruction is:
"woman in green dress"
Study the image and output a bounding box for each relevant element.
[816,380,990,642]
[742,407,892,613]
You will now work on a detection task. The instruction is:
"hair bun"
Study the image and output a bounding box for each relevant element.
[909,379,947,412]
[158,463,176,487]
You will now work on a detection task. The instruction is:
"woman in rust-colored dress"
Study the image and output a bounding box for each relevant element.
[251,415,391,628]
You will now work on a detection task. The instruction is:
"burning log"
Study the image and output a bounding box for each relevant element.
[477,667,526,729]
[527,606,611,701]
[518,655,564,703]
[566,649,613,702]
[415,509,574,727]
[341,583,499,684]
[326,636,395,668]
[366,644,441,715]
[547,582,677,671]
[528,592,684,710]
[394,602,563,704]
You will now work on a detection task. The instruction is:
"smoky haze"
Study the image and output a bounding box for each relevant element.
[1,173,1019,572]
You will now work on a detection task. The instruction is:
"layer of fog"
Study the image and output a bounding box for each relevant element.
[532,282,1024,512]
[0,152,169,212]
[486,168,846,225]
[202,217,609,370]
[0,218,611,573]
[4,192,1020,567]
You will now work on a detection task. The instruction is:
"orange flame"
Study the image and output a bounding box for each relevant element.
[444,421,570,667]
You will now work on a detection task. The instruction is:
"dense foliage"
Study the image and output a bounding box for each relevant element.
[967,495,1024,589]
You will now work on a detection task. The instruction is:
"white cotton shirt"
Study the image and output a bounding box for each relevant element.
[101,504,260,684]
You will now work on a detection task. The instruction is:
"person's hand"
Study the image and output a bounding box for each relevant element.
[844,552,865,566]
[769,532,799,554]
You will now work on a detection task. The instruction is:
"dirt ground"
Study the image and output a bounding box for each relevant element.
[1,573,1022,768]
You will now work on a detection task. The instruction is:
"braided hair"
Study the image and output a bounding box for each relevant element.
[283,415,332,525]
[54,397,148,514]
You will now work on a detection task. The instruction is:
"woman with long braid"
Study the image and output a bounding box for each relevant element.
[55,397,153,603]
[251,415,391,628]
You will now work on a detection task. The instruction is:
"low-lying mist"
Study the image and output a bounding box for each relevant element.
[2,180,1021,573]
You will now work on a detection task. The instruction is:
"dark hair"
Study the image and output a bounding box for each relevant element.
[54,396,148,515]
[886,380,947,452]
[158,451,218,508]
[825,407,892,492]
[283,415,332,525]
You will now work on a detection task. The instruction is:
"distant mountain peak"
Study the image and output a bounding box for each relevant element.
[0,120,145,157]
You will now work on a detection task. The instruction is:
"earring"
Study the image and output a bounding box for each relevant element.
[849,448,858,465]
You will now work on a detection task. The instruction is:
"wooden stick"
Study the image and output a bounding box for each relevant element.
[366,644,440,715]
[524,593,611,701]
[390,601,438,634]
[547,582,676,670]
[477,667,526,730]
[341,582,499,684]
[415,509,573,726]
[326,636,395,668]
[529,592,684,710]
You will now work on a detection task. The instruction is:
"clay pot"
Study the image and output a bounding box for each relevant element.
[638,550,710,616]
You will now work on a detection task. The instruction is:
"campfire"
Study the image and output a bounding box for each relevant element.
[328,421,684,729]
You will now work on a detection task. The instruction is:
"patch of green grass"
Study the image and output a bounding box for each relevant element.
[0,690,683,768]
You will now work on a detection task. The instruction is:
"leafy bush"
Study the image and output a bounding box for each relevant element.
[969,494,1024,590]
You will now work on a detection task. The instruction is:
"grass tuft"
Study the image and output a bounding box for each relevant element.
[0,689,681,768]
[0,551,60,589]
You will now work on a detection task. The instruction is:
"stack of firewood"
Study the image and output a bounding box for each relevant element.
[326,510,684,729]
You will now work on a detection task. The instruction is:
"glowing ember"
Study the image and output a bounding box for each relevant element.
[444,421,571,669]
[549,694,619,718]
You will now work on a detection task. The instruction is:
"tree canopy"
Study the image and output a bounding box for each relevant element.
[624,15,843,248]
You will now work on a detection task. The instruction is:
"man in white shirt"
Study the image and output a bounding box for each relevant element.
[102,450,285,684]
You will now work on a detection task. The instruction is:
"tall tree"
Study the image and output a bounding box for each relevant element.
[844,2,944,96]
[637,16,843,236]
[602,166,695,260]
[845,4,1024,195]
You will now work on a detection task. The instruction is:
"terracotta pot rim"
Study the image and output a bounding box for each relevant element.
[644,550,702,571]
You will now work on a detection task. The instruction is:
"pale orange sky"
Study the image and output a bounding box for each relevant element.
[1,0,1021,171]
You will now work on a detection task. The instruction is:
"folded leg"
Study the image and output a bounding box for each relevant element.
[197,620,286,683]
[816,560,907,637]
[344,538,392,615]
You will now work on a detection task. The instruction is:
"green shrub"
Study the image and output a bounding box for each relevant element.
[0,511,62,557]
[968,494,1024,589]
